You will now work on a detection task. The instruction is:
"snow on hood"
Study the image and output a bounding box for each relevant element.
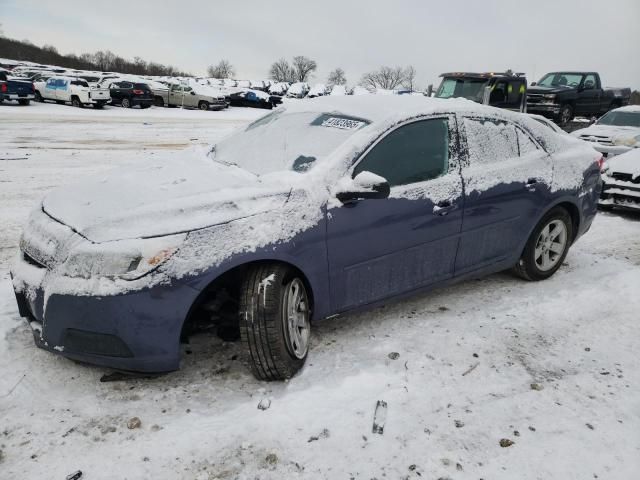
[607,148,640,178]
[573,124,640,139]
[42,149,291,243]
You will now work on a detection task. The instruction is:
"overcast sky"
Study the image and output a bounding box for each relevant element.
[2,0,639,89]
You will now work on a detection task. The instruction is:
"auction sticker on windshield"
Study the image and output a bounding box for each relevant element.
[321,117,366,130]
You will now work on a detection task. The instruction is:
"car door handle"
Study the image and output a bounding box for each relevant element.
[433,200,456,216]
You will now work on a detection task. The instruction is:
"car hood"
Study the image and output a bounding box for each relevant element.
[528,85,575,95]
[607,149,640,178]
[572,124,640,140]
[42,152,291,243]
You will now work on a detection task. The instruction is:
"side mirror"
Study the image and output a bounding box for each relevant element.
[336,171,390,203]
[530,81,537,86]
[190,91,196,95]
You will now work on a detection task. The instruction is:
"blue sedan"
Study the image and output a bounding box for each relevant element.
[11,96,603,380]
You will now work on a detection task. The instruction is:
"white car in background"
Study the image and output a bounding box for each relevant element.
[600,148,640,211]
[268,82,288,96]
[351,85,371,96]
[36,76,110,108]
[307,83,327,98]
[571,106,640,157]
[286,82,309,98]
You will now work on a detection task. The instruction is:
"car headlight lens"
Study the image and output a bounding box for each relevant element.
[613,136,639,147]
[543,94,557,101]
[60,233,186,280]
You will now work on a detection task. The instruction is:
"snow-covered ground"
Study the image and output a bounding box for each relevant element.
[1,102,639,480]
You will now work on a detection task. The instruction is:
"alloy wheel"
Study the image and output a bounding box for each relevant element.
[534,219,568,272]
[283,278,310,359]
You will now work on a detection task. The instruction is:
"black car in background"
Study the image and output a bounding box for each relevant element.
[229,90,282,109]
[109,81,153,108]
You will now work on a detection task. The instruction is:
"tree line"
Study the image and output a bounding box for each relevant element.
[0,37,190,77]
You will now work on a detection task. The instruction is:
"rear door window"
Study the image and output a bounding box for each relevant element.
[463,118,518,164]
[353,118,450,187]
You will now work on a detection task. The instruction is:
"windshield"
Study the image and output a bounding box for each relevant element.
[538,73,584,88]
[436,78,487,102]
[212,110,371,175]
[597,111,640,128]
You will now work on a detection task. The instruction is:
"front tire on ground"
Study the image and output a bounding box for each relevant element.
[198,101,210,111]
[239,263,311,381]
[71,96,82,108]
[513,207,573,281]
[558,104,573,126]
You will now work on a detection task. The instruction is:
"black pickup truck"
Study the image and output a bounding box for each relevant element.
[0,68,35,105]
[526,72,630,125]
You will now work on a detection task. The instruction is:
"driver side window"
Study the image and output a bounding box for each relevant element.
[353,118,450,187]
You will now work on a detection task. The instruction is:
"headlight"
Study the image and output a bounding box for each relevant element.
[60,233,186,280]
[613,136,639,147]
[543,94,557,101]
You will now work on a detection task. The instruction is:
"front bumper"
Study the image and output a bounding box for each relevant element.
[600,177,640,211]
[2,93,35,101]
[526,103,561,116]
[11,253,200,373]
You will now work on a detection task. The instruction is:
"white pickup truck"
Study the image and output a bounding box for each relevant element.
[35,76,111,108]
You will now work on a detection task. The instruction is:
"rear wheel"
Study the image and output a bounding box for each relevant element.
[121,97,131,108]
[71,96,82,108]
[239,264,311,380]
[513,207,573,281]
[198,101,210,111]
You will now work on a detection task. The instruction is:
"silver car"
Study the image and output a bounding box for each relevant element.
[167,84,227,110]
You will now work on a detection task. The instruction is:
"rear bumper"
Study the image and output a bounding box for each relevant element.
[131,98,153,106]
[10,255,200,373]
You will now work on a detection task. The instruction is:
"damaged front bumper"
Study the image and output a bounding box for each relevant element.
[600,176,640,211]
[10,252,201,373]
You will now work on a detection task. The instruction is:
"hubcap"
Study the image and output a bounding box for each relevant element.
[283,278,310,359]
[534,219,568,272]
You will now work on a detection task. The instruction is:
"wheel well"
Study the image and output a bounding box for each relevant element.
[180,260,314,341]
[556,202,580,242]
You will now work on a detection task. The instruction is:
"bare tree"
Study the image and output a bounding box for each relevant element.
[327,68,347,86]
[360,66,406,90]
[402,65,417,92]
[291,55,317,82]
[42,44,59,55]
[207,59,235,79]
[269,58,295,82]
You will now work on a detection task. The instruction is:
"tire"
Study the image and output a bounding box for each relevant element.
[18,99,30,106]
[558,104,573,126]
[121,97,131,108]
[35,91,43,102]
[198,101,210,111]
[154,96,165,107]
[239,264,311,380]
[513,207,573,281]
[71,96,82,108]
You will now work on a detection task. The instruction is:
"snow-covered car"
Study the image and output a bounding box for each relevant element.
[11,96,602,381]
[600,148,640,211]
[571,106,640,157]
[286,82,309,98]
[268,82,288,96]
[307,83,327,98]
[351,85,371,96]
[36,76,110,108]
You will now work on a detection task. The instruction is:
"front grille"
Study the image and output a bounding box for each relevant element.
[580,135,614,146]
[611,172,640,184]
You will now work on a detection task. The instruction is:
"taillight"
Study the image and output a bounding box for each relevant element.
[1,84,7,93]
[132,89,145,95]
[596,155,605,172]
[31,84,35,92]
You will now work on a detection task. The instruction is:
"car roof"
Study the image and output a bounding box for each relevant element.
[279,95,523,124]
